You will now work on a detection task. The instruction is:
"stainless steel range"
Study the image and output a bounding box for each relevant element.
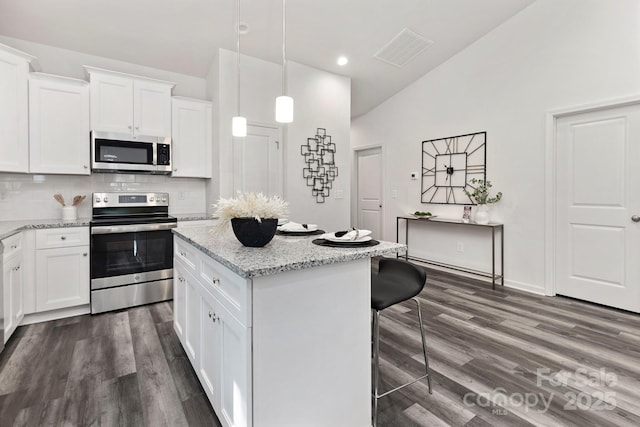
[90,192,177,314]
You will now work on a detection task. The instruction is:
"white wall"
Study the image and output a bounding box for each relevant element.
[351,0,640,293]
[287,61,351,231]
[207,49,351,232]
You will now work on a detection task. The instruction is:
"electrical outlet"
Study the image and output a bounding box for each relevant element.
[178,191,186,200]
[391,189,398,199]
[457,242,464,252]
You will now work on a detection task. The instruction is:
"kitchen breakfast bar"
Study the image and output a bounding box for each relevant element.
[172,225,405,427]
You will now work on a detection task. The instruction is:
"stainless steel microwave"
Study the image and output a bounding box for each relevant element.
[91,131,172,174]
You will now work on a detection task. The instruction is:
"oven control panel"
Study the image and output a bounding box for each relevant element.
[93,192,169,207]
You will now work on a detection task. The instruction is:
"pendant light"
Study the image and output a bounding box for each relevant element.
[232,0,247,137]
[275,0,294,123]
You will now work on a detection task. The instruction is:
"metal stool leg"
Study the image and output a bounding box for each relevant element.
[371,299,433,425]
[413,297,432,394]
[372,309,381,427]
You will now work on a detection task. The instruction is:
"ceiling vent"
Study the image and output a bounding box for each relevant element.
[374,28,433,68]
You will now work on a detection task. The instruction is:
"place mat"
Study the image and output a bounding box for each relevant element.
[277,229,325,236]
[312,238,380,248]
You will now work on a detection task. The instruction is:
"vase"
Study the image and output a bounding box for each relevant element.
[231,217,278,247]
[475,204,490,225]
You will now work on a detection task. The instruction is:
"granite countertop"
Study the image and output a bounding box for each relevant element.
[174,213,213,221]
[173,225,406,279]
[0,218,91,241]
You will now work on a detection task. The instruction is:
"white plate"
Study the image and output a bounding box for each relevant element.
[278,228,318,234]
[324,235,372,243]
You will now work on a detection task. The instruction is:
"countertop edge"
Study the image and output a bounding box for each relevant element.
[173,229,406,279]
[0,219,91,242]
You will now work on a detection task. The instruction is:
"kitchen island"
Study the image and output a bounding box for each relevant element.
[172,225,405,427]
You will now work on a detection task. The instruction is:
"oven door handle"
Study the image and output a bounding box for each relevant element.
[91,222,177,234]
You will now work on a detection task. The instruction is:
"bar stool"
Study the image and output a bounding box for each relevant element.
[371,258,432,426]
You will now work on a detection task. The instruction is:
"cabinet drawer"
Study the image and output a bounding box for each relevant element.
[35,227,89,249]
[174,237,199,272]
[2,232,23,260]
[199,255,251,327]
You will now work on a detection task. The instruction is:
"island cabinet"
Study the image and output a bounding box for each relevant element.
[173,227,405,427]
[85,66,174,137]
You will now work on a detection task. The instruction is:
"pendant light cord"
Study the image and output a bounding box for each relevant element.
[281,0,286,96]
[237,0,241,116]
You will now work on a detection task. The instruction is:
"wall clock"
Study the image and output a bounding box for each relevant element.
[421,131,486,204]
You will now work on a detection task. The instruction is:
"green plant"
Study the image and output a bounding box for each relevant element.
[212,192,289,232]
[463,179,502,205]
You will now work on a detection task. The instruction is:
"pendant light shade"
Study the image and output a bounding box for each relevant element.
[232,116,247,137]
[232,0,247,137]
[275,95,294,123]
[275,0,294,124]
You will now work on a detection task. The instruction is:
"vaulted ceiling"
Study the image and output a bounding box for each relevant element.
[0,0,535,117]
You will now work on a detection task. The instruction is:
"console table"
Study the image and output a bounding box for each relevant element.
[396,216,504,289]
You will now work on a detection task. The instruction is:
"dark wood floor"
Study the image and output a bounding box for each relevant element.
[1,265,639,426]
[0,302,221,427]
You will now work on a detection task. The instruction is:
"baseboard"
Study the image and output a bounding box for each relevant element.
[504,279,546,295]
[21,305,91,325]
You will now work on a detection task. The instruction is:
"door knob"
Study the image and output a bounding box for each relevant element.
[632,215,640,222]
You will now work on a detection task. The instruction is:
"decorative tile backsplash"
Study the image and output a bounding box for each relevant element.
[0,173,207,221]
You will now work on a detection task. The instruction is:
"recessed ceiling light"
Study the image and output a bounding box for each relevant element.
[337,56,348,66]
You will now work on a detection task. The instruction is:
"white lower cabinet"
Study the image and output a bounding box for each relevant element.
[185,268,201,364]
[174,262,187,343]
[35,228,89,312]
[2,233,24,343]
[174,239,251,427]
[199,284,250,427]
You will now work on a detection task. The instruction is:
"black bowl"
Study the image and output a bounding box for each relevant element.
[231,218,278,247]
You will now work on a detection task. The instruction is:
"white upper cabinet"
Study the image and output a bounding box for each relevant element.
[29,73,90,175]
[85,66,174,137]
[0,44,36,173]
[171,97,212,178]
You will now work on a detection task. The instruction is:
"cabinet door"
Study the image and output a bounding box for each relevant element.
[29,75,90,174]
[35,246,89,312]
[199,285,250,427]
[174,262,187,344]
[90,73,134,134]
[199,289,221,411]
[171,98,212,178]
[0,49,29,173]
[218,302,250,427]
[3,255,23,343]
[133,80,171,137]
[185,269,201,366]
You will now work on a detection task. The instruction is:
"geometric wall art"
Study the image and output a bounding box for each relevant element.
[301,128,338,203]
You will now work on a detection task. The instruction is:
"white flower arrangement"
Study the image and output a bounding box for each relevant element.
[212,192,289,232]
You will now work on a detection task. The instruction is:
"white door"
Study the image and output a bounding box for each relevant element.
[556,103,640,313]
[356,147,383,239]
[233,124,283,197]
